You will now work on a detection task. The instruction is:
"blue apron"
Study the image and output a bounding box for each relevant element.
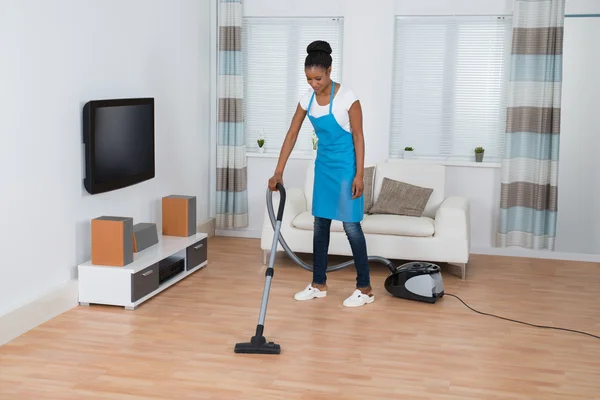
[307,82,364,223]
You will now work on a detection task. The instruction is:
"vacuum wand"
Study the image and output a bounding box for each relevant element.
[234,183,286,355]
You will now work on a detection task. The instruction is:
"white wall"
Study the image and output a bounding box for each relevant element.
[556,14,600,254]
[548,0,600,255]
[0,0,212,317]
[554,1,600,255]
[565,0,600,15]
[218,0,600,260]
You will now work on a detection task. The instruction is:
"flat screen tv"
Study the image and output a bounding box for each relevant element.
[83,97,155,194]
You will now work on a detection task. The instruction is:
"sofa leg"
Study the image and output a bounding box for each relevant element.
[448,262,467,279]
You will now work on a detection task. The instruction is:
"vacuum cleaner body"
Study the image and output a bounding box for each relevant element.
[384,262,444,303]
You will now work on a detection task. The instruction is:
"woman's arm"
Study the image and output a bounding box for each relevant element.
[274,103,306,175]
[349,100,365,198]
[268,103,307,191]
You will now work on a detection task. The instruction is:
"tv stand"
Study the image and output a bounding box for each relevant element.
[78,232,207,310]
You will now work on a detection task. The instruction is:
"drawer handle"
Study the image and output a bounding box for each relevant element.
[142,270,153,276]
[193,243,203,250]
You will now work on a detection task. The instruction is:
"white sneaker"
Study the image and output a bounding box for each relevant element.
[343,289,375,307]
[294,284,327,301]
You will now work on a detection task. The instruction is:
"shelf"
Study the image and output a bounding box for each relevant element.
[78,232,207,273]
[78,232,208,310]
[128,261,207,310]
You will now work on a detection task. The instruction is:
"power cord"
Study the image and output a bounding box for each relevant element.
[444,293,600,340]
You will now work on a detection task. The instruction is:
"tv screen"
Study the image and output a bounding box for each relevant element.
[83,98,155,194]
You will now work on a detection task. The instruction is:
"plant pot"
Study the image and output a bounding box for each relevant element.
[475,152,484,162]
[258,147,265,153]
[404,151,414,159]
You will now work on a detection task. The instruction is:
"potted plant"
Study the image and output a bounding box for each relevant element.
[474,146,484,162]
[404,146,414,159]
[257,133,265,153]
[311,131,318,157]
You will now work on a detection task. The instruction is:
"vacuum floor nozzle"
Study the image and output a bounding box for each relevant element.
[234,325,281,354]
[234,341,281,354]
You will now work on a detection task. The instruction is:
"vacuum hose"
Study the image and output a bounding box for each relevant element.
[266,185,396,273]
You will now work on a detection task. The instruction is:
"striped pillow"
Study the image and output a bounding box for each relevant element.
[363,166,375,213]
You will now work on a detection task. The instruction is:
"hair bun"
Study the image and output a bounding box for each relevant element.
[306,40,332,55]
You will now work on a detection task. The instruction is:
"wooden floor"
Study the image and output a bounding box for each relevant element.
[1,236,600,399]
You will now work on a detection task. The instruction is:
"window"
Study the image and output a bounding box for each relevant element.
[389,16,513,161]
[242,17,344,154]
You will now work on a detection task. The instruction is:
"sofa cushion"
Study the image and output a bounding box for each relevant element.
[292,211,368,232]
[291,212,434,238]
[304,162,315,211]
[292,211,344,232]
[369,177,434,217]
[361,214,435,237]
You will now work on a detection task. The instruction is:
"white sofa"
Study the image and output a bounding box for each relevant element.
[260,160,471,279]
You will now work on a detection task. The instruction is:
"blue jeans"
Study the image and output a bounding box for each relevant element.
[312,216,370,288]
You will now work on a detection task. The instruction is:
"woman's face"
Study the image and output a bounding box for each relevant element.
[305,66,331,94]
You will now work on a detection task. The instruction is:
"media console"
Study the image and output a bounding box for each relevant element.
[78,232,208,310]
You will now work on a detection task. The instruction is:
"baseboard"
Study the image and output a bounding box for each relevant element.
[471,246,600,262]
[0,279,79,347]
[197,217,216,237]
[215,228,261,238]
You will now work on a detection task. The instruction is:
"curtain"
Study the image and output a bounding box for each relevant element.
[216,0,248,229]
[498,0,565,250]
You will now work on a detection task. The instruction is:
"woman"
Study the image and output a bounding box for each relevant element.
[268,40,373,308]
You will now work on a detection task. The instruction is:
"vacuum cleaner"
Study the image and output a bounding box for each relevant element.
[384,262,444,303]
[234,184,600,352]
[234,184,443,355]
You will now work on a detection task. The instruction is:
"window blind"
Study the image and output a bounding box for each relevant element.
[242,17,344,154]
[389,16,513,161]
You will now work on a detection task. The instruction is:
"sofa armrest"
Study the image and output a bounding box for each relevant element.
[261,187,307,251]
[434,196,471,241]
[263,187,307,229]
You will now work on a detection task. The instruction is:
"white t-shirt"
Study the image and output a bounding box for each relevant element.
[299,85,359,133]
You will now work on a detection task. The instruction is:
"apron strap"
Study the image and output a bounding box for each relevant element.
[329,82,335,114]
[307,92,315,116]
[307,82,335,116]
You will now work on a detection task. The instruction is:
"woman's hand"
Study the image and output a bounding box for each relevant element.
[268,173,283,191]
[352,175,364,199]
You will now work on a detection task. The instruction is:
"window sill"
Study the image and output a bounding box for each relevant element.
[387,157,502,169]
[247,151,314,160]
[246,153,502,168]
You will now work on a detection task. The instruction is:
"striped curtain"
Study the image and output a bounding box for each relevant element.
[216,0,248,229]
[498,0,565,250]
